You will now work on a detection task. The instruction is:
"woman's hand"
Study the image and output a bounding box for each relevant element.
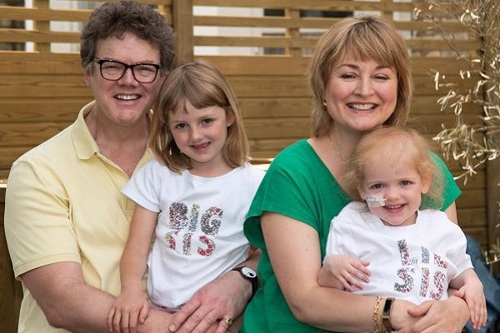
[397,296,469,333]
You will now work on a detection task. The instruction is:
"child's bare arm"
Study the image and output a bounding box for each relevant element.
[450,268,487,330]
[108,205,158,333]
[318,255,370,292]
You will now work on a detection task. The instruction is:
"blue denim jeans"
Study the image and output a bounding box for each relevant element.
[464,235,500,333]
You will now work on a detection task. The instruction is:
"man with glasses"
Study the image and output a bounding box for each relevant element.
[4,2,257,333]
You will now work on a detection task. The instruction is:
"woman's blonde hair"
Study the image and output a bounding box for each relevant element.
[150,59,249,172]
[308,15,413,137]
[344,126,444,209]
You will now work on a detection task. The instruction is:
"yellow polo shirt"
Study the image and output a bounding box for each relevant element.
[5,101,153,333]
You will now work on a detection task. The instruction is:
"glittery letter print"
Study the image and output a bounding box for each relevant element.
[434,253,448,269]
[394,267,414,293]
[421,246,430,264]
[188,204,200,232]
[200,207,223,236]
[198,235,216,256]
[165,203,222,256]
[169,202,189,229]
[398,239,411,265]
[183,233,193,255]
[394,239,414,294]
[430,271,446,300]
[165,230,179,250]
[420,267,430,297]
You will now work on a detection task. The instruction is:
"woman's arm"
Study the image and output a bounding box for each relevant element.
[261,212,379,331]
[444,202,458,224]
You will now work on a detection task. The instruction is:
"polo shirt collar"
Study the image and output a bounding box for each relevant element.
[72,101,99,160]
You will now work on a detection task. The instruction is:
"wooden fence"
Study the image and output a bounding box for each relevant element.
[0,0,496,332]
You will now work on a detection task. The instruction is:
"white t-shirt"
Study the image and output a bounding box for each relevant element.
[123,159,265,309]
[325,202,472,304]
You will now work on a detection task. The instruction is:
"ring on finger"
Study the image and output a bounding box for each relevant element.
[221,315,233,328]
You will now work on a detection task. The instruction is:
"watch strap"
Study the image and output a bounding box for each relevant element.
[382,297,395,332]
[231,266,258,297]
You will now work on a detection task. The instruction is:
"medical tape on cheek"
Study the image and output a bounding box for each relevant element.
[365,194,386,207]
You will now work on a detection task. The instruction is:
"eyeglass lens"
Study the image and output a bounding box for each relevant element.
[100,61,158,83]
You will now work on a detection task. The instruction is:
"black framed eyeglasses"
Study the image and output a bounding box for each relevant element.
[93,57,161,83]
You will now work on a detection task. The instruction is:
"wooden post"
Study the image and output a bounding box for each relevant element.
[32,0,50,52]
[172,0,194,65]
[284,8,301,57]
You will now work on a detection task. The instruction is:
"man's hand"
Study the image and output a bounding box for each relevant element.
[398,296,469,333]
[168,271,251,333]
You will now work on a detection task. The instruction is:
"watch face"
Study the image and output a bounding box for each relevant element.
[241,266,257,278]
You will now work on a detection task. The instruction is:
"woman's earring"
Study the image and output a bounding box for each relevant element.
[322,100,328,110]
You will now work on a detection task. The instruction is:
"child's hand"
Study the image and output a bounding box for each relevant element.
[319,255,370,291]
[107,289,150,333]
[454,279,487,330]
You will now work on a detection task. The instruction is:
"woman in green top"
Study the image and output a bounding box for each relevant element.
[242,15,470,333]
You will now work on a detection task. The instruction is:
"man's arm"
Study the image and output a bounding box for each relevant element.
[21,262,115,333]
[22,261,173,333]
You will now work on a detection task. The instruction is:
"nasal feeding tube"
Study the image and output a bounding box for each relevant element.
[365,194,386,207]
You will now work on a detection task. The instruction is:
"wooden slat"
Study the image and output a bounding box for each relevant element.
[0,53,83,73]
[0,99,86,122]
[244,118,310,139]
[0,6,93,21]
[194,15,469,33]
[240,97,311,118]
[457,207,487,227]
[194,35,318,48]
[411,57,477,75]
[229,76,309,98]
[0,29,81,43]
[0,147,34,175]
[195,15,337,29]
[206,56,310,75]
[194,0,415,12]
[0,74,89,98]
[194,35,479,51]
[0,123,69,147]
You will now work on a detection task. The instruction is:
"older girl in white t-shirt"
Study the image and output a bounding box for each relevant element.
[108,59,264,333]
